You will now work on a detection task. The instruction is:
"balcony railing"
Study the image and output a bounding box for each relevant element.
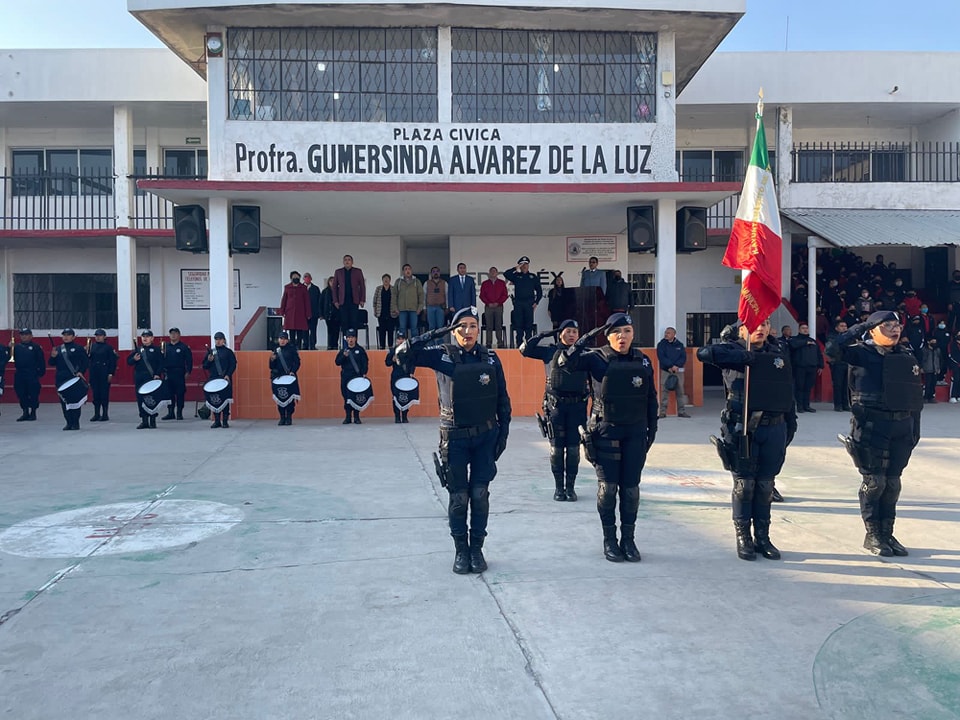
[791,141,960,183]
[130,170,205,230]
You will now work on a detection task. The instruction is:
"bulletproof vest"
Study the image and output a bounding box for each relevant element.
[747,351,794,412]
[881,351,923,412]
[548,347,589,396]
[448,345,499,427]
[597,348,649,425]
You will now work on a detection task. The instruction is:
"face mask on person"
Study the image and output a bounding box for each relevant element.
[895,280,902,287]
[939,323,946,330]
[921,307,928,314]
[291,277,301,284]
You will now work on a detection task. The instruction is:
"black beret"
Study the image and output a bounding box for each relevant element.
[605,313,632,330]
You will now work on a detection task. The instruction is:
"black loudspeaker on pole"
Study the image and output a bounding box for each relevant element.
[231,205,261,254]
[627,205,657,252]
[676,207,708,252]
[174,205,208,253]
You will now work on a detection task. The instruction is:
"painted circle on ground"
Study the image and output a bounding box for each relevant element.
[813,591,960,720]
[0,500,244,558]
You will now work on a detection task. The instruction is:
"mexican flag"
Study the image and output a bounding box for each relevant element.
[722,107,782,332]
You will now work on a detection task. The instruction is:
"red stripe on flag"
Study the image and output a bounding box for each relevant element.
[724,218,782,329]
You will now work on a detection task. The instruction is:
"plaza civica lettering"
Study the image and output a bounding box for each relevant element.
[232,125,656,180]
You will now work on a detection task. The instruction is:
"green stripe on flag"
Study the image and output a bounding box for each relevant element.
[750,116,770,172]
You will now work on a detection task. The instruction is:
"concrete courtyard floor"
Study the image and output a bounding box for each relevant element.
[1,392,958,720]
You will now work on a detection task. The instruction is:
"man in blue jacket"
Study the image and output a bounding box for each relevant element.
[447,262,476,315]
[656,327,690,418]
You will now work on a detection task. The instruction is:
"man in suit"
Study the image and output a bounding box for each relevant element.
[303,273,322,350]
[334,254,367,339]
[448,262,477,315]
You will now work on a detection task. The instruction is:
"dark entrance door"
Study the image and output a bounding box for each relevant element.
[924,247,949,310]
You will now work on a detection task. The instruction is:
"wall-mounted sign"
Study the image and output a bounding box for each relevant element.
[566,236,618,263]
[181,269,241,310]
[186,137,203,145]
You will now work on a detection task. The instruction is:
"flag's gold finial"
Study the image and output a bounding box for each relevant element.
[757,87,764,117]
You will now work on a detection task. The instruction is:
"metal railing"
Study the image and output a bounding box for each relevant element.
[129,169,205,230]
[791,141,960,183]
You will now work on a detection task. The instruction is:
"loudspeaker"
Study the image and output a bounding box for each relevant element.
[231,205,261,254]
[677,207,708,252]
[627,206,657,252]
[174,205,207,253]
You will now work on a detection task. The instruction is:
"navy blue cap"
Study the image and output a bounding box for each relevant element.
[345,328,357,337]
[868,310,899,325]
[213,331,226,340]
[18,328,32,335]
[168,327,180,334]
[605,313,632,330]
[396,330,406,338]
[141,330,154,337]
[94,329,106,336]
[61,328,75,335]
[278,331,289,339]
[451,306,480,325]
[517,256,530,265]
[558,319,579,331]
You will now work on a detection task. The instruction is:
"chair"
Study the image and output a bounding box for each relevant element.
[357,309,371,349]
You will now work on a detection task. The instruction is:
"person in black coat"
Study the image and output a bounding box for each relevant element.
[335,327,369,424]
[826,320,851,412]
[385,331,417,423]
[49,328,89,430]
[127,330,165,429]
[270,331,301,425]
[13,328,46,421]
[202,331,238,428]
[161,328,193,421]
[546,275,576,330]
[319,276,341,350]
[87,329,118,422]
[504,256,543,346]
[303,273,322,350]
[787,322,824,412]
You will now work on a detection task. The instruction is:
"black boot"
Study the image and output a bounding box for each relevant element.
[401,410,409,423]
[469,535,488,573]
[90,405,101,422]
[221,411,230,429]
[101,405,109,422]
[353,411,361,424]
[278,413,286,426]
[753,521,781,559]
[619,524,642,562]
[211,413,222,429]
[137,418,149,429]
[771,487,784,502]
[149,415,157,428]
[881,519,908,556]
[16,408,29,421]
[343,410,352,425]
[863,523,893,557]
[161,409,176,420]
[602,525,624,562]
[735,521,757,561]
[177,409,184,420]
[564,470,578,502]
[553,479,567,501]
[452,535,471,574]
[27,408,37,421]
[394,410,402,424]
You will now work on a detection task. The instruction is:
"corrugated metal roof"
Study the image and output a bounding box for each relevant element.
[781,208,960,248]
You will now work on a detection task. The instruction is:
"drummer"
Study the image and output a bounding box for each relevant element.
[335,327,369,424]
[127,330,164,429]
[49,328,89,431]
[386,331,415,423]
[270,331,301,426]
[202,331,237,428]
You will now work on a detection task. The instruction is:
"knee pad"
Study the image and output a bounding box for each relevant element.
[621,486,640,512]
[733,475,755,501]
[597,482,618,510]
[755,478,774,504]
[448,491,469,516]
[470,484,490,513]
[858,474,886,501]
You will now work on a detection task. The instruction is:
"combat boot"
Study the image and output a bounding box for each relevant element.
[210,413,222,429]
[881,519,908,557]
[734,521,756,561]
[602,525,624,562]
[149,415,157,429]
[16,409,29,422]
[863,523,893,557]
[753,521,781,560]
[553,479,567,501]
[137,419,149,430]
[469,535,488,573]
[452,535,471,574]
[161,409,175,420]
[619,524,642,562]
[564,478,578,502]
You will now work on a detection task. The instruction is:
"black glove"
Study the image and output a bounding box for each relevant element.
[646,429,657,451]
[742,350,757,365]
[495,424,509,460]
[574,324,609,349]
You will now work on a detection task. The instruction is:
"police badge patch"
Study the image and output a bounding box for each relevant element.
[774,357,785,369]
[912,365,920,376]
[632,376,643,387]
[479,372,491,385]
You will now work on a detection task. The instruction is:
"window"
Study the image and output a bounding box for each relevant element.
[628,272,655,347]
[228,27,438,122]
[11,149,113,197]
[676,149,747,182]
[452,29,656,123]
[13,273,150,330]
[163,149,208,177]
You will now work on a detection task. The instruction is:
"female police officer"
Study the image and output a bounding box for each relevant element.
[559,313,658,562]
[395,306,511,574]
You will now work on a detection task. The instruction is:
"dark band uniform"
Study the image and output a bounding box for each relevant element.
[335,336,369,423]
[203,341,238,428]
[386,338,415,423]
[127,339,165,427]
[504,257,543,347]
[0,344,8,403]
[50,335,89,430]
[697,333,797,560]
[520,322,589,501]
[162,340,193,420]
[13,334,46,420]
[826,311,922,557]
[396,310,511,574]
[87,333,118,421]
[270,340,301,425]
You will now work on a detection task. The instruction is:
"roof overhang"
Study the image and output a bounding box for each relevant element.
[138,178,740,236]
[781,208,960,248]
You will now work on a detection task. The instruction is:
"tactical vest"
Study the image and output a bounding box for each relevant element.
[548,347,589,397]
[881,351,923,412]
[597,348,650,425]
[747,351,794,413]
[448,345,499,427]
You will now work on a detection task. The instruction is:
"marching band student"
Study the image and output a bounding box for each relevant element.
[270,331,301,426]
[128,330,164,430]
[335,328,369,424]
[202,331,237,429]
[386,331,417,424]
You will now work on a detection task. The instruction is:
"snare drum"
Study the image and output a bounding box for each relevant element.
[392,376,420,411]
[271,374,300,407]
[203,378,233,413]
[57,376,89,410]
[345,376,373,411]
[137,378,169,416]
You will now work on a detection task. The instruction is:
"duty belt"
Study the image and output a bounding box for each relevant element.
[758,413,785,426]
[547,392,588,405]
[858,407,913,421]
[442,419,497,440]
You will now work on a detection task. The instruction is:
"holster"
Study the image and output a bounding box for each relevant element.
[432,451,451,488]
[710,435,735,472]
[536,412,550,439]
[579,425,597,464]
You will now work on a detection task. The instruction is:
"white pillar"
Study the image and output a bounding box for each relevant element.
[656,31,678,178]
[776,105,793,211]
[116,235,137,349]
[114,104,134,229]
[206,26,227,180]
[437,27,452,122]
[656,198,677,339]
[807,238,817,327]
[208,196,234,344]
[148,248,165,333]
[0,248,11,331]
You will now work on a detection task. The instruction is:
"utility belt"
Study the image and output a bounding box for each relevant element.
[441,419,497,440]
[855,407,913,422]
[546,392,588,405]
[757,413,785,427]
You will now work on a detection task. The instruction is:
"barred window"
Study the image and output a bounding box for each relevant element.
[13,273,151,330]
[11,149,113,197]
[228,27,438,122]
[452,29,657,123]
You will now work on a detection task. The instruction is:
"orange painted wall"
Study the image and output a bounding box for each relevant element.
[230,348,703,419]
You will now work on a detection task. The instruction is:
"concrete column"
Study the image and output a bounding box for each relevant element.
[206,26,227,180]
[113,105,134,229]
[148,248,165,333]
[0,125,8,226]
[116,235,137,349]
[437,27,452,123]
[208,196,234,344]
[145,126,161,172]
[776,105,793,209]
[656,31,678,177]
[0,248,11,331]
[656,198,677,338]
[807,237,818,327]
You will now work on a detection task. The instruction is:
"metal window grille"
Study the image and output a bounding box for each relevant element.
[791,142,960,183]
[13,273,151,330]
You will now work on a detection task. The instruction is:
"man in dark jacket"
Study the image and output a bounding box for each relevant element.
[49,328,89,431]
[656,327,689,418]
[303,273,322,350]
[334,255,367,339]
[788,322,824,412]
[13,328,46,421]
[504,256,543,347]
[605,270,631,313]
[319,276,340,349]
[826,320,851,412]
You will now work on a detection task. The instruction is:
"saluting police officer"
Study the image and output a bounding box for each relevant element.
[697,318,797,561]
[270,331,301,426]
[826,310,923,557]
[49,328,90,431]
[396,306,511,575]
[87,329,117,422]
[127,330,164,429]
[520,319,590,501]
[13,329,45,421]
[203,331,238,429]
[504,256,543,347]
[559,313,658,562]
[161,328,193,421]
[335,328,369,424]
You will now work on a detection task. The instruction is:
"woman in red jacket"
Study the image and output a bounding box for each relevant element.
[279,270,312,349]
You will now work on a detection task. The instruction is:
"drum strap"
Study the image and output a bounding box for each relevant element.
[277,348,291,374]
[143,349,156,377]
[213,349,224,377]
[61,345,78,375]
[348,350,361,376]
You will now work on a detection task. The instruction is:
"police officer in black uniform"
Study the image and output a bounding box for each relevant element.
[127,330,164,429]
[49,328,90,431]
[87,329,118,422]
[697,318,797,560]
[826,310,923,557]
[520,319,590,501]
[504,256,543,347]
[335,328,369,424]
[203,332,238,429]
[395,306,511,574]
[0,339,9,412]
[161,328,193,421]
[13,329,45,421]
[270,331,301,426]
[559,313,658,562]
